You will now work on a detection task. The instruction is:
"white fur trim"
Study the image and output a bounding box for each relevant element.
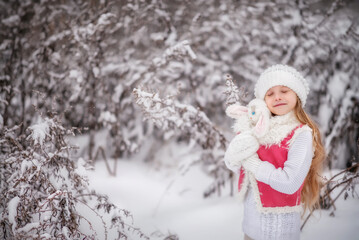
[258,111,301,147]
[248,173,303,214]
[287,125,312,148]
[254,64,310,107]
[236,170,250,202]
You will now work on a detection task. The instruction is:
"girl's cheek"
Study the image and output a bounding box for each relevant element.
[265,98,272,108]
[265,95,272,102]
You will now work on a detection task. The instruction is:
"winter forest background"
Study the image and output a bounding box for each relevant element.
[1,0,358,239]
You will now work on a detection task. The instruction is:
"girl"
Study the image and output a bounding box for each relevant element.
[226,64,325,240]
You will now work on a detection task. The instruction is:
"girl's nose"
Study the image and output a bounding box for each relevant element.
[274,93,282,101]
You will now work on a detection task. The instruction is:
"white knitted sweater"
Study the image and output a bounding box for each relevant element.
[242,124,313,240]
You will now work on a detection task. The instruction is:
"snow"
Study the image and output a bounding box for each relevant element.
[69,69,80,79]
[20,159,33,174]
[0,113,3,129]
[86,141,359,240]
[159,40,197,65]
[40,233,52,239]
[92,67,100,78]
[62,226,72,240]
[150,32,166,42]
[327,72,349,105]
[97,13,115,26]
[17,222,40,233]
[47,190,63,200]
[99,111,117,124]
[44,30,71,46]
[1,15,20,27]
[301,198,359,240]
[8,196,20,233]
[86,151,242,239]
[75,157,88,177]
[27,118,54,146]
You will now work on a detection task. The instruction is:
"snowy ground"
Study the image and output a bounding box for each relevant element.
[86,141,359,240]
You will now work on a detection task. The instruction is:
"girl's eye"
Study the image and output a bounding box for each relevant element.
[281,90,288,93]
[267,93,273,97]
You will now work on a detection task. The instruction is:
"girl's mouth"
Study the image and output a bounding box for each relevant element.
[274,103,287,107]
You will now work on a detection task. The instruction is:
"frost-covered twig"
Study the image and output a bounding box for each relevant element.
[133,87,226,150]
[223,74,246,106]
[314,0,349,29]
[75,198,108,240]
[72,12,116,55]
[139,40,197,86]
[151,40,197,70]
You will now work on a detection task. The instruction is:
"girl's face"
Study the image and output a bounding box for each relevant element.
[264,85,297,116]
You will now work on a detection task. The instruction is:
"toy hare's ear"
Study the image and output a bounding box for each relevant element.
[254,114,269,138]
[226,104,248,119]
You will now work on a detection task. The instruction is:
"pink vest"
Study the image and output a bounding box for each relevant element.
[238,125,304,208]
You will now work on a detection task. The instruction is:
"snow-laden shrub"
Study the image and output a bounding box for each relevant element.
[0,116,149,239]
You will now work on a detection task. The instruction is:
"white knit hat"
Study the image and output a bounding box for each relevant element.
[254,64,310,107]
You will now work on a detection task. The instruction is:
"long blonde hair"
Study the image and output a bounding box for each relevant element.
[294,98,326,213]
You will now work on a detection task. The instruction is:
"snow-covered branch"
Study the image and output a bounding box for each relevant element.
[151,40,197,69]
[223,74,246,106]
[133,87,226,150]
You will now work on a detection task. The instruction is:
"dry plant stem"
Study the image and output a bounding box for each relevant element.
[331,181,352,205]
[113,157,118,176]
[94,146,116,176]
[75,198,108,240]
[73,213,97,238]
[328,162,359,183]
[301,165,359,231]
[324,171,359,197]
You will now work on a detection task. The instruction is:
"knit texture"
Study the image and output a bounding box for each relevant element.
[254,64,310,107]
[242,130,313,240]
[256,130,313,194]
[243,188,301,240]
[224,133,259,172]
[242,154,261,174]
[257,111,301,147]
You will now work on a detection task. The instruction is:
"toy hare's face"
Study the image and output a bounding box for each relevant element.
[249,105,260,123]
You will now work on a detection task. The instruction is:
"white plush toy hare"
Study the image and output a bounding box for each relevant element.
[224,99,271,172]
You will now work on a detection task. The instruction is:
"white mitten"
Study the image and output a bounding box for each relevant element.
[242,153,262,174]
[224,133,259,172]
[224,157,242,173]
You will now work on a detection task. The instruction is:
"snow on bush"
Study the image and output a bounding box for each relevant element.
[0,116,150,239]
